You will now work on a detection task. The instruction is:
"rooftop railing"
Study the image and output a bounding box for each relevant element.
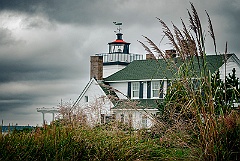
[95,53,143,64]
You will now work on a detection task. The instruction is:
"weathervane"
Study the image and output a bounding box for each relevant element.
[113,22,122,33]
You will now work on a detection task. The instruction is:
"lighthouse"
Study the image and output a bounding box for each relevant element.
[90,23,143,80]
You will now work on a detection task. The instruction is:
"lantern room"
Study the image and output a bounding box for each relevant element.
[108,33,130,54]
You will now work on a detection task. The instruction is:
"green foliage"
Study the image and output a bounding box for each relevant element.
[226,68,240,105]
[211,68,240,114]
[211,70,226,114]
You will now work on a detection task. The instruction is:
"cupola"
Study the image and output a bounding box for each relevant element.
[108,23,130,54]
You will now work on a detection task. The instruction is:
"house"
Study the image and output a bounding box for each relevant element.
[76,27,240,129]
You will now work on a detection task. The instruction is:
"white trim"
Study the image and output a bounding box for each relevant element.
[78,78,108,104]
[230,54,240,68]
[105,78,171,83]
[78,78,95,102]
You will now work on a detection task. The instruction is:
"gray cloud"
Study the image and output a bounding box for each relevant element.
[0,28,22,46]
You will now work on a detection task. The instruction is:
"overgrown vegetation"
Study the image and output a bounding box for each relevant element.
[0,123,195,160]
[140,2,240,161]
[1,2,240,161]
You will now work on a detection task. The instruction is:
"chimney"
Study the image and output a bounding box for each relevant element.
[165,49,176,58]
[90,56,103,80]
[146,53,156,60]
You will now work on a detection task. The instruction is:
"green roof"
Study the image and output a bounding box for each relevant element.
[104,54,232,81]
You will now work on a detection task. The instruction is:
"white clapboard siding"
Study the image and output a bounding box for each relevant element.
[103,65,126,78]
[219,56,240,81]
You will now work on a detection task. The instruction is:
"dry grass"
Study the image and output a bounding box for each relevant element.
[139,2,240,161]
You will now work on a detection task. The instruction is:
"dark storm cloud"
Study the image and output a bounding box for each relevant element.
[212,0,240,54]
[0,0,115,26]
[0,98,32,112]
[0,0,41,12]
[0,60,63,83]
[0,0,181,27]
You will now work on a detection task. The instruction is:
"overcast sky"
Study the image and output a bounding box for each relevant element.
[0,0,240,126]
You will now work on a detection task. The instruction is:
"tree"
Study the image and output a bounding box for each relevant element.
[226,68,240,106]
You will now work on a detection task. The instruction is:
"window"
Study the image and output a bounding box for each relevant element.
[85,96,88,102]
[110,44,124,53]
[152,81,164,98]
[152,81,160,98]
[142,115,147,128]
[105,116,111,123]
[101,114,105,124]
[128,114,133,127]
[112,114,116,120]
[132,82,139,98]
[120,114,124,123]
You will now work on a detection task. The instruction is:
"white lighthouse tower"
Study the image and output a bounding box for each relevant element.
[90,23,143,80]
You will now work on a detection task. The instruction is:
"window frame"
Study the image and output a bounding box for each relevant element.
[132,82,140,98]
[151,80,165,99]
[152,81,160,98]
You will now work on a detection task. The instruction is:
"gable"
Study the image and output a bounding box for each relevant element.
[77,78,108,105]
[218,54,240,80]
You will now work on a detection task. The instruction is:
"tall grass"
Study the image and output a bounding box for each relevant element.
[0,123,195,160]
[140,2,240,161]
